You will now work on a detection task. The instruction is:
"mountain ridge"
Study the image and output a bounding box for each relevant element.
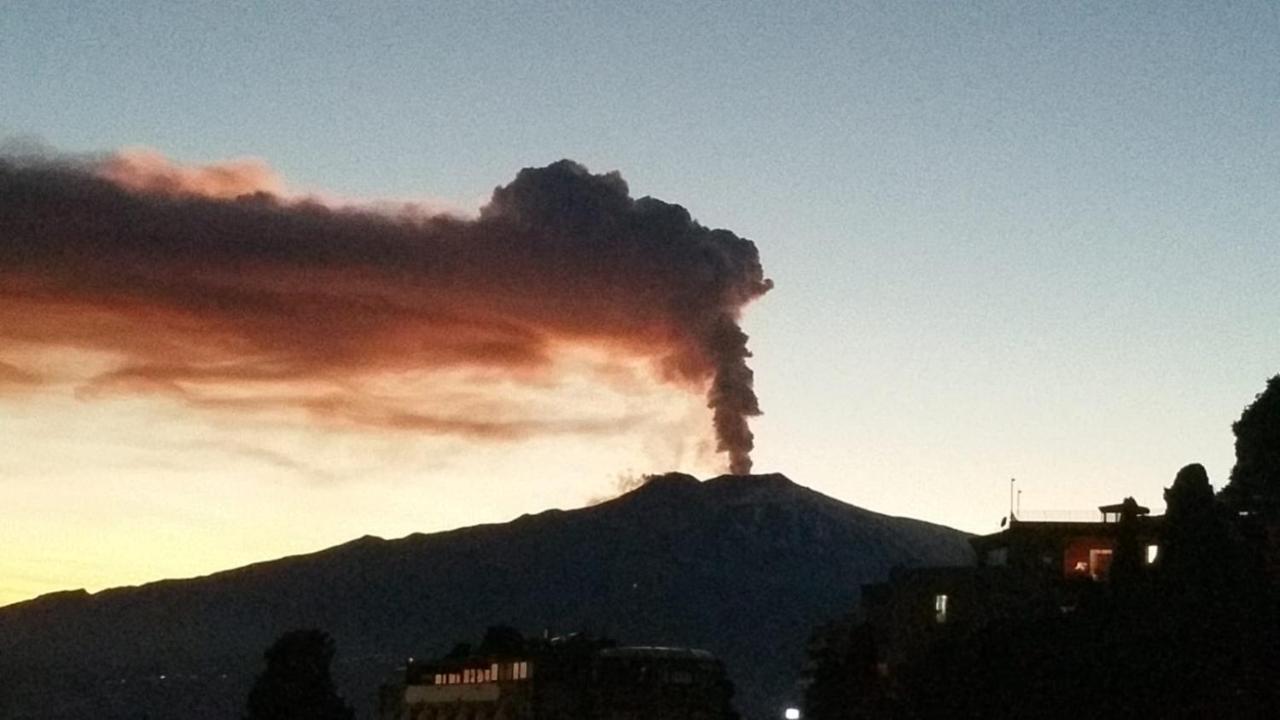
[5,472,960,611]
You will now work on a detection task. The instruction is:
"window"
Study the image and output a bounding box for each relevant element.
[1146,544,1159,564]
[934,594,949,624]
[1089,548,1113,581]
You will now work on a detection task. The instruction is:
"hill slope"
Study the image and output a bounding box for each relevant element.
[0,473,973,719]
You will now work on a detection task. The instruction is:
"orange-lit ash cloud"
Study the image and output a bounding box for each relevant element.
[0,359,40,388]
[97,147,284,199]
[0,150,772,471]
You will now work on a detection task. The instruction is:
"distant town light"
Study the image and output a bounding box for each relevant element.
[784,707,802,720]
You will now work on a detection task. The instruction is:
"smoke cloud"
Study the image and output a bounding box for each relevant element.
[0,149,772,471]
[0,360,39,388]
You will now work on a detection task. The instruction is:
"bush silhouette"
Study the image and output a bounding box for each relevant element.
[245,629,354,720]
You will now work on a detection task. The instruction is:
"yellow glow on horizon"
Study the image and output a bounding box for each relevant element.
[0,346,719,607]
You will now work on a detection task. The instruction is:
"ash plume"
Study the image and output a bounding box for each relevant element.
[0,149,772,470]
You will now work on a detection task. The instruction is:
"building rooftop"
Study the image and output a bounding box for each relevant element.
[598,646,717,661]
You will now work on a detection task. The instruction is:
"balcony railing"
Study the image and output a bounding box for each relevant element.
[1012,510,1102,523]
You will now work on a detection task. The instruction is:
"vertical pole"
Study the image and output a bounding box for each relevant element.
[1009,478,1016,521]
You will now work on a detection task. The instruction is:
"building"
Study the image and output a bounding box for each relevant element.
[859,498,1163,673]
[973,498,1162,581]
[382,634,737,720]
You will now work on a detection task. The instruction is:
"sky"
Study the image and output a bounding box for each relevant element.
[1,0,1278,606]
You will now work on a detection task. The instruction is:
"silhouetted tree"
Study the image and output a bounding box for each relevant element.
[477,625,526,656]
[1109,496,1146,593]
[245,629,353,720]
[1221,374,1280,515]
[1148,463,1275,712]
[443,641,472,660]
[803,618,891,720]
[1160,464,1239,595]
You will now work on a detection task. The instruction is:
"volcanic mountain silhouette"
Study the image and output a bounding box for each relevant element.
[0,474,972,719]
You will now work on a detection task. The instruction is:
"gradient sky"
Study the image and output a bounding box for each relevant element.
[2,1,1278,606]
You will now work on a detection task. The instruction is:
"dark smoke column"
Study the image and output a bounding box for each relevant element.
[707,314,761,474]
[483,162,773,473]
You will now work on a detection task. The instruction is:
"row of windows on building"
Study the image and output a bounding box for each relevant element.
[432,661,531,686]
[932,544,1164,623]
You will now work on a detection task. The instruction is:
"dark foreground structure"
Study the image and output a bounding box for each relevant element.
[804,467,1280,720]
[381,631,738,720]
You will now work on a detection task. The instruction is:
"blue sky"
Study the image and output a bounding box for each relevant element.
[2,1,1278,602]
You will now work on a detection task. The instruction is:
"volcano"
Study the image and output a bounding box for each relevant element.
[0,474,973,719]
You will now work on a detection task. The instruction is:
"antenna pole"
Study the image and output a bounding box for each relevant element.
[1009,478,1016,520]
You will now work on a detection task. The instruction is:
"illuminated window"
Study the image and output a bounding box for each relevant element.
[1146,544,1159,564]
[491,663,499,681]
[934,594,949,624]
[1089,548,1113,580]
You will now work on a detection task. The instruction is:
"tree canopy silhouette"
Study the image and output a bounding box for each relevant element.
[245,629,354,720]
[1222,374,1280,514]
[477,625,526,656]
[803,616,890,720]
